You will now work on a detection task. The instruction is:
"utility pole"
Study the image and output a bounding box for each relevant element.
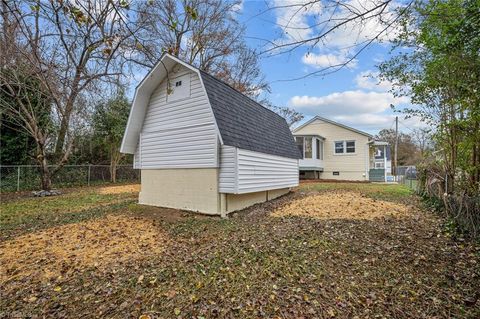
[394,116,398,180]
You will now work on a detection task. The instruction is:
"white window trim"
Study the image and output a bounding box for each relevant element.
[316,138,324,160]
[346,140,356,154]
[333,140,357,155]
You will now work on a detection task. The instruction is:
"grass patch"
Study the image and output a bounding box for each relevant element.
[0,186,138,240]
[299,182,413,202]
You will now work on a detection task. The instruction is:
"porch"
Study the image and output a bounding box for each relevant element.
[294,135,324,178]
[368,141,392,182]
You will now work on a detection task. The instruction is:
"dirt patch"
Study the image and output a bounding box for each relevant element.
[132,204,218,223]
[0,214,167,283]
[272,190,410,220]
[97,184,140,195]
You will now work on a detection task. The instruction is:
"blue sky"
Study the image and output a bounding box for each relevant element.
[235,0,420,135]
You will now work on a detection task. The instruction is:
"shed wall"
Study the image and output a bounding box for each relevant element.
[222,187,291,213]
[219,145,236,193]
[237,148,299,193]
[137,65,218,169]
[139,168,220,215]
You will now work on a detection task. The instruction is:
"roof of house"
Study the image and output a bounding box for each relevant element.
[120,53,301,159]
[292,115,373,138]
[370,140,389,146]
[200,71,301,159]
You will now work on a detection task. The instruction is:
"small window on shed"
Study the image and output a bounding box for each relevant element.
[168,74,190,102]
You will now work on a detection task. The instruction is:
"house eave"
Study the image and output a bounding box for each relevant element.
[292,115,373,138]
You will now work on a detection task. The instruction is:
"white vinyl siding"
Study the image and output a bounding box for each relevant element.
[133,145,140,169]
[137,66,218,169]
[140,125,217,168]
[219,145,236,193]
[236,148,298,194]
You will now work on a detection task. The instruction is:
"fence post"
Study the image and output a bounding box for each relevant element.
[17,166,21,192]
[87,165,91,186]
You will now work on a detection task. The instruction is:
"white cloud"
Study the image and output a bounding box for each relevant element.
[302,52,358,69]
[354,70,393,92]
[290,90,408,116]
[288,89,412,131]
[271,0,402,71]
[272,0,323,43]
[232,0,244,13]
[333,114,425,130]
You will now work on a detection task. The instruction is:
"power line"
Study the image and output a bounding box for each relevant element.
[398,120,416,133]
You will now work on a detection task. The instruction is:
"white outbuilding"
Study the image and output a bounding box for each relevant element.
[121,54,301,217]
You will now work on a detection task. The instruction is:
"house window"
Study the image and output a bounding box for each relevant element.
[346,140,355,153]
[295,137,304,158]
[316,139,323,160]
[375,162,385,169]
[304,137,312,158]
[334,141,344,154]
[335,140,356,154]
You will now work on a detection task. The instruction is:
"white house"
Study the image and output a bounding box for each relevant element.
[121,54,301,217]
[292,116,391,181]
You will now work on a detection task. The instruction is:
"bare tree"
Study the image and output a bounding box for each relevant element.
[412,128,432,157]
[262,101,304,128]
[252,0,414,80]
[133,0,269,97]
[0,0,133,190]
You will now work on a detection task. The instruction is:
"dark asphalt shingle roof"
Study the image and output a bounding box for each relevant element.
[200,71,301,159]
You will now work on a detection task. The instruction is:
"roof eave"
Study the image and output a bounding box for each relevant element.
[292,115,373,138]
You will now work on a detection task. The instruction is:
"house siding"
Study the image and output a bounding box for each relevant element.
[236,148,298,193]
[137,65,218,169]
[219,145,236,193]
[294,118,370,181]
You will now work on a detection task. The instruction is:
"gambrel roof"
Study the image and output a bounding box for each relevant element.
[121,54,301,159]
[200,71,301,159]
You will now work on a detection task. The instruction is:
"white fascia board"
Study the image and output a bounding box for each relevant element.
[292,115,373,138]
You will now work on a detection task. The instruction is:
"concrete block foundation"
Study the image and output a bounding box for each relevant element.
[139,169,290,216]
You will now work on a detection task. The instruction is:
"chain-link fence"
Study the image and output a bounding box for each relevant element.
[0,165,140,192]
[396,165,418,191]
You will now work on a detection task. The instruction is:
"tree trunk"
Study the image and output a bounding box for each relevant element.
[110,160,117,183]
[110,144,121,183]
[40,166,52,190]
[54,114,69,156]
[37,151,52,191]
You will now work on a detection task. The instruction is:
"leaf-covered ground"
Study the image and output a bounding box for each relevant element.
[1,182,479,318]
